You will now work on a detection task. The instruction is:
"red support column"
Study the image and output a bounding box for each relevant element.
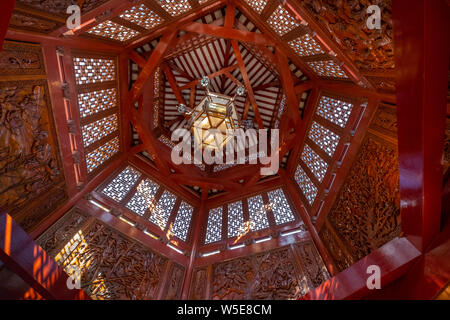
[0,0,15,50]
[0,212,90,300]
[181,189,208,299]
[393,0,449,252]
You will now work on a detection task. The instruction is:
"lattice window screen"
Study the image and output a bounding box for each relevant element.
[120,4,163,30]
[205,207,223,244]
[244,0,268,14]
[85,136,120,173]
[247,195,269,231]
[306,60,348,78]
[288,34,325,57]
[73,57,115,85]
[227,201,244,238]
[171,202,193,242]
[101,166,141,202]
[156,0,191,16]
[267,5,300,36]
[125,178,160,216]
[294,165,318,205]
[77,88,117,118]
[316,95,353,128]
[308,122,340,157]
[81,114,118,148]
[301,144,328,182]
[149,190,176,229]
[87,20,140,42]
[267,188,296,225]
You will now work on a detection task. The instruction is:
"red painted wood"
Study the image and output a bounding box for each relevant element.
[0,212,90,300]
[301,237,421,300]
[181,189,208,299]
[130,31,177,103]
[0,0,15,50]
[393,0,449,252]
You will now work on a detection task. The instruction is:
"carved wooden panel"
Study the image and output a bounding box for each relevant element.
[319,222,354,272]
[38,207,184,300]
[0,74,66,231]
[370,102,397,138]
[8,11,62,33]
[189,267,208,300]
[208,243,328,300]
[327,136,400,261]
[0,41,45,76]
[301,0,394,73]
[16,0,109,16]
[161,263,186,300]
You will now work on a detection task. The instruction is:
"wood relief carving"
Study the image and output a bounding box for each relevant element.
[319,222,354,272]
[328,136,401,261]
[38,207,91,257]
[0,79,65,230]
[0,41,45,76]
[38,208,188,300]
[16,0,110,15]
[370,103,397,138]
[294,241,330,288]
[210,244,328,300]
[189,267,208,300]
[9,11,61,33]
[162,263,186,300]
[302,0,394,72]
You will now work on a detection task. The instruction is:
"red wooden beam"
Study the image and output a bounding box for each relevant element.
[392,0,449,252]
[181,188,208,299]
[163,64,187,106]
[301,237,421,300]
[0,212,90,300]
[0,0,14,50]
[129,31,177,103]
[231,40,264,129]
[180,22,275,46]
[179,64,239,90]
[276,50,301,124]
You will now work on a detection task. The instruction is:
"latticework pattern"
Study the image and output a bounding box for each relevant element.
[301,144,328,182]
[87,20,140,42]
[77,88,117,118]
[73,57,116,85]
[267,5,300,36]
[288,34,324,57]
[120,4,163,30]
[308,122,340,157]
[85,136,120,173]
[149,190,176,229]
[316,95,353,128]
[307,60,348,78]
[244,0,267,14]
[171,202,193,241]
[156,0,191,16]
[294,165,318,205]
[248,195,270,231]
[125,178,160,216]
[227,201,244,238]
[205,207,223,244]
[81,114,118,148]
[267,189,296,225]
[101,166,141,202]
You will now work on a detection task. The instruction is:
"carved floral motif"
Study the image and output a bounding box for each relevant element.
[328,136,400,260]
[9,12,60,33]
[0,80,64,224]
[302,0,394,72]
[0,42,44,75]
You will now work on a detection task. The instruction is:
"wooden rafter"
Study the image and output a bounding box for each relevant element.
[231,40,265,129]
[178,64,240,90]
[130,31,177,103]
[163,64,187,106]
[276,50,301,124]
